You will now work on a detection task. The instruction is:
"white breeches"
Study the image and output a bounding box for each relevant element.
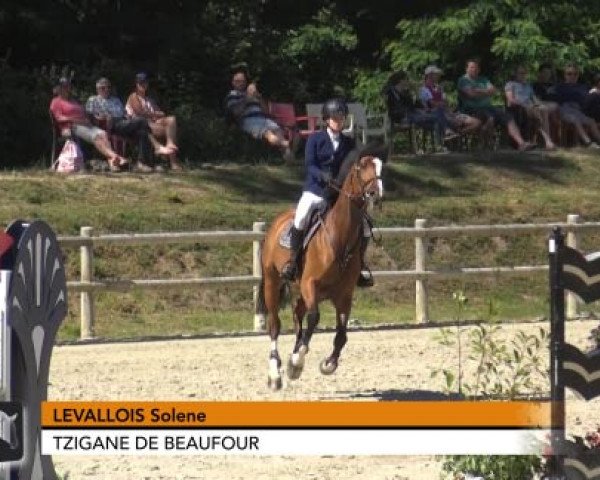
[293,190,371,237]
[293,191,326,230]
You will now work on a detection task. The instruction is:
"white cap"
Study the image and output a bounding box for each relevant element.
[424,65,443,76]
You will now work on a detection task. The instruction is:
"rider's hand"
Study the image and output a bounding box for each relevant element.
[320,171,332,185]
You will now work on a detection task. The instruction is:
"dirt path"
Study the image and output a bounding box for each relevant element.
[48,320,600,479]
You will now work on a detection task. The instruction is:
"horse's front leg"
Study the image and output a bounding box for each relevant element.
[320,295,351,375]
[287,297,308,380]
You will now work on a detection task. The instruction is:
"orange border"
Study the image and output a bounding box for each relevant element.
[42,401,552,428]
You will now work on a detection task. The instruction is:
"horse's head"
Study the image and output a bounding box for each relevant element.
[343,155,384,210]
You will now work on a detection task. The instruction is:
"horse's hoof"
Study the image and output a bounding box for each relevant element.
[319,358,337,375]
[268,376,283,391]
[287,345,307,380]
[287,358,304,380]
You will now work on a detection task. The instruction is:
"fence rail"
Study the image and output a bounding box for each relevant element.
[59,214,595,340]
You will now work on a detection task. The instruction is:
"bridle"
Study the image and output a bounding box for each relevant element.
[332,158,381,208]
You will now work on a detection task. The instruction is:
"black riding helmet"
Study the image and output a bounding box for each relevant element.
[322,98,349,120]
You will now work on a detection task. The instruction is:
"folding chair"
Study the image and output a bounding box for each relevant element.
[388,119,417,155]
[267,102,318,141]
[49,112,70,168]
[305,103,324,129]
[347,102,389,144]
[305,103,353,136]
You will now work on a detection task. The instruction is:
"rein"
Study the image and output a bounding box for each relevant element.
[324,162,382,270]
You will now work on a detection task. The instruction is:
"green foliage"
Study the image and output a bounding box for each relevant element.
[431,291,548,399]
[278,6,358,101]
[352,69,390,112]
[386,0,600,81]
[442,455,543,480]
[434,293,548,480]
[3,0,600,164]
[0,65,54,166]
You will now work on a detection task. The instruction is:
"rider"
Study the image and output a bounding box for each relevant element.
[281,98,374,287]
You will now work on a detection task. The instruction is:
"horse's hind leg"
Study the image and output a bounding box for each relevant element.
[264,273,283,390]
[287,297,307,380]
[288,279,320,380]
[320,295,351,375]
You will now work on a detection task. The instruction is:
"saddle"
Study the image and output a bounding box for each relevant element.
[279,203,328,250]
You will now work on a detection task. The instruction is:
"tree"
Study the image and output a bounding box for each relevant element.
[385,0,600,81]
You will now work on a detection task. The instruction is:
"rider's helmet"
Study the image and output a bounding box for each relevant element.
[322,98,349,120]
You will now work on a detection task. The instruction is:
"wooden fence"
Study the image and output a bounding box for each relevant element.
[58,214,600,340]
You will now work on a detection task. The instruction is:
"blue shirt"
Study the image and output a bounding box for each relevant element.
[224,89,263,123]
[85,95,126,119]
[303,129,355,197]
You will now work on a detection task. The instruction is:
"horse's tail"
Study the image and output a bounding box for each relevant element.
[255,229,291,316]
[255,276,267,315]
[255,274,291,314]
[280,282,291,310]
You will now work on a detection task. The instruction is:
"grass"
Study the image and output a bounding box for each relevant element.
[3,147,600,342]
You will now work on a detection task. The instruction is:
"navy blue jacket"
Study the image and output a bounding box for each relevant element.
[303,129,355,197]
[555,82,589,108]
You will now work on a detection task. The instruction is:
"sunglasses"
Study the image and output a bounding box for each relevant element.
[565,71,578,76]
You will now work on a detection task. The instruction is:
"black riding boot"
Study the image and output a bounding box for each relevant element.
[281,226,304,281]
[357,236,374,287]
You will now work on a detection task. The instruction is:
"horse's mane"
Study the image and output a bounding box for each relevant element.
[335,141,388,185]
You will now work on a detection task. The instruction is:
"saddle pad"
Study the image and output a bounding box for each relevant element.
[278,216,323,250]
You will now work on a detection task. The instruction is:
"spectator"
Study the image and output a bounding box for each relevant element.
[418,65,480,135]
[584,73,600,122]
[383,70,449,152]
[125,73,182,171]
[504,65,557,149]
[49,77,127,172]
[86,77,174,172]
[224,69,295,161]
[555,64,600,148]
[458,59,534,151]
[532,63,558,102]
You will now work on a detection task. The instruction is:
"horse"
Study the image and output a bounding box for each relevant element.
[257,150,384,390]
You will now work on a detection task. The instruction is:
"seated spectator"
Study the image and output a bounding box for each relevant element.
[383,70,449,152]
[49,77,127,171]
[224,69,294,161]
[86,77,174,172]
[584,73,600,122]
[555,64,600,148]
[458,59,534,151]
[504,65,557,149]
[418,65,480,135]
[532,63,558,102]
[125,72,182,171]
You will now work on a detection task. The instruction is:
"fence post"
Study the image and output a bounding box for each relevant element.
[415,218,429,323]
[253,222,266,332]
[566,214,580,319]
[80,226,95,339]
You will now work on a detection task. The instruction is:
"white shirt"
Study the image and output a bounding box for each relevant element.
[327,127,340,151]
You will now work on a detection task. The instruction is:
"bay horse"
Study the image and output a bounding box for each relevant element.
[257,150,384,390]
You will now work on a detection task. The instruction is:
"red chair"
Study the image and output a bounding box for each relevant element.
[267,102,318,141]
[49,111,72,167]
